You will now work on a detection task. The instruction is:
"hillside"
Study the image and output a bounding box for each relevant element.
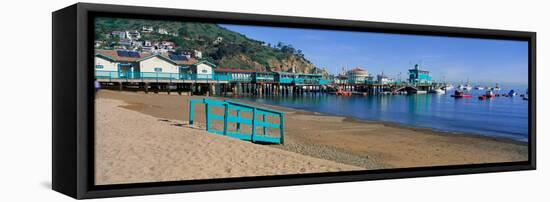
[94,17,326,74]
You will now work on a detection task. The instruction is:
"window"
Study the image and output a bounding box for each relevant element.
[95,65,104,69]
[201,69,208,73]
[154,67,162,72]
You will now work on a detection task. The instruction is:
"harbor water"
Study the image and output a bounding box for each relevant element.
[230,86,529,142]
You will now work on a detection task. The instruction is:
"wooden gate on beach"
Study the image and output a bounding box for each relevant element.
[189,98,285,144]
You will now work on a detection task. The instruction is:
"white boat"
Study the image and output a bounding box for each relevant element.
[491,83,501,91]
[463,84,473,91]
[474,86,484,90]
[443,84,454,90]
[429,88,445,94]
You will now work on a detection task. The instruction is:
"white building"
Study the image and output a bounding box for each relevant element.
[138,55,180,75]
[125,31,141,40]
[347,67,370,84]
[111,31,126,39]
[194,50,202,59]
[142,26,154,33]
[192,61,216,79]
[157,28,168,35]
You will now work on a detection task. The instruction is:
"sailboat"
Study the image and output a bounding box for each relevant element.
[443,83,454,90]
[491,83,501,91]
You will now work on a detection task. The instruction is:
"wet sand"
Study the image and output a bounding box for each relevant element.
[96,90,528,182]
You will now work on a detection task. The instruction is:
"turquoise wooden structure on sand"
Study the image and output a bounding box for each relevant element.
[189,98,285,144]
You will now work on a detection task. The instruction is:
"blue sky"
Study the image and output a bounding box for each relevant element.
[221,24,528,85]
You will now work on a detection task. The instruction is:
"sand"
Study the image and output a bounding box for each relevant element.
[95,98,361,185]
[96,90,528,185]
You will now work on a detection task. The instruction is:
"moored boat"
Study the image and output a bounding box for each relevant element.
[508,89,517,96]
[429,88,445,94]
[451,90,472,98]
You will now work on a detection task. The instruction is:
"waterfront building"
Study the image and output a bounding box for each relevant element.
[254,72,276,83]
[346,67,370,84]
[408,64,432,85]
[377,72,395,84]
[215,68,255,82]
[95,50,151,79]
[191,61,216,80]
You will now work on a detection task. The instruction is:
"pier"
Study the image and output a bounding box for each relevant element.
[96,70,446,96]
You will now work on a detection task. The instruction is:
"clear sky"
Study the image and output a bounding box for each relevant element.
[221,24,528,85]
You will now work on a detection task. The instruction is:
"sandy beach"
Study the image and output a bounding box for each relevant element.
[95,90,528,185]
[95,97,361,185]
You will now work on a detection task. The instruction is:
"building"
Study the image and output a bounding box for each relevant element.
[157,28,168,35]
[94,50,198,79]
[376,72,395,84]
[213,36,223,45]
[347,67,370,84]
[408,64,432,85]
[193,50,202,59]
[125,31,141,40]
[215,68,256,82]
[191,61,216,80]
[142,26,154,33]
[111,31,126,39]
[94,50,152,79]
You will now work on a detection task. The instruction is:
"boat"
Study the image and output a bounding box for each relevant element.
[508,89,517,97]
[429,88,445,94]
[463,84,473,91]
[474,86,484,90]
[451,90,472,98]
[443,83,454,90]
[485,90,496,98]
[491,83,501,91]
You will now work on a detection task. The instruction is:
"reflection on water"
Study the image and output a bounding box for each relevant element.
[228,86,529,142]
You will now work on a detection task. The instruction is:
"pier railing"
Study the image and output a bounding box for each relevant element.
[188,98,284,144]
[95,70,232,82]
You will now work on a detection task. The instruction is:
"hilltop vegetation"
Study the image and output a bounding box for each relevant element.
[95,17,325,74]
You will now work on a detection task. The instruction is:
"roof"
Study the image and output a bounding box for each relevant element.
[94,49,197,65]
[195,60,217,67]
[95,50,152,62]
[214,68,258,73]
[350,67,366,72]
[159,53,197,65]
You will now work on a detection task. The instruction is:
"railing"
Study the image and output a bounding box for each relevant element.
[96,70,329,85]
[95,70,230,82]
[189,98,284,144]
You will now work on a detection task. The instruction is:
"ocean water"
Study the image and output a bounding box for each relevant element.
[230,86,529,142]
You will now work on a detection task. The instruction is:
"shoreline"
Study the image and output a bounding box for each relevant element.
[97,90,528,169]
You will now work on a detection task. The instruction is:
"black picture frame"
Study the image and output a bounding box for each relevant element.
[52,2,536,199]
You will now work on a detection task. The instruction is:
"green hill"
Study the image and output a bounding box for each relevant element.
[94,17,326,74]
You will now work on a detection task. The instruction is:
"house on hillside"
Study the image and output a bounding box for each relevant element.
[125,31,141,40]
[111,31,126,39]
[142,26,154,33]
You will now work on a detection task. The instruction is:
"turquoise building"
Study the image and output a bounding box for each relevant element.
[408,64,432,85]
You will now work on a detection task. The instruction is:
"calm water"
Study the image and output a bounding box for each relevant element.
[230,85,529,142]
